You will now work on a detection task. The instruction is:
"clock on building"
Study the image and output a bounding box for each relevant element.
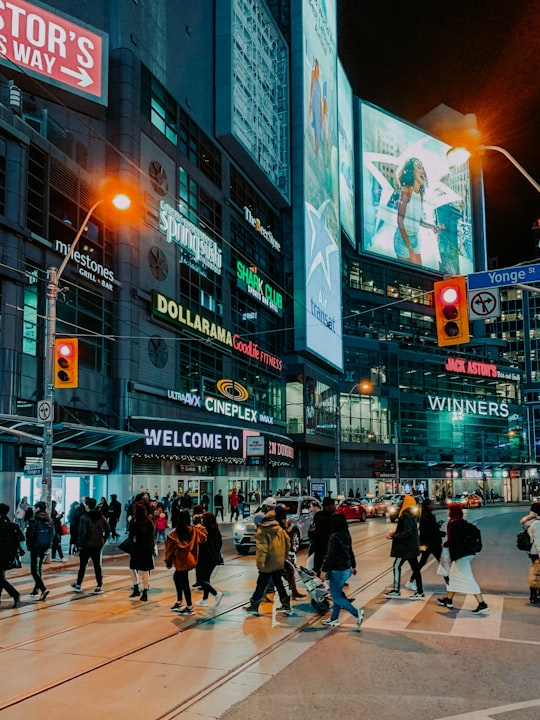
[148,336,168,369]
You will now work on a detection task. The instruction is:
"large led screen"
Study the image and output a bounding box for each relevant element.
[294,0,342,372]
[360,103,474,275]
[338,62,355,246]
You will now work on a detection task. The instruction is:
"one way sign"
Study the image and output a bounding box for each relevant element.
[0,0,108,105]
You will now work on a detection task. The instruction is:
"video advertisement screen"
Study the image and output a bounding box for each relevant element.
[360,102,475,275]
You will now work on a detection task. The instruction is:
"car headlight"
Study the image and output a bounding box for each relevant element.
[234,524,246,532]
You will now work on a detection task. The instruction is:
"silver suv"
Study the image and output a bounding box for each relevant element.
[233,496,321,555]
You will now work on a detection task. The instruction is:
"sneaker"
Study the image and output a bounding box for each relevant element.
[39,590,49,601]
[192,583,202,589]
[277,605,293,616]
[171,602,184,612]
[437,597,454,609]
[178,606,195,615]
[471,601,489,614]
[195,599,208,607]
[29,591,39,598]
[355,609,364,631]
[409,592,425,601]
[384,590,401,598]
[60,557,68,563]
[243,603,260,614]
[70,584,82,593]
[214,591,224,607]
[322,618,339,627]
[405,581,417,592]
[93,587,103,594]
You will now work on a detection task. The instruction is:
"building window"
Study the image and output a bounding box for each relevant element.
[26,144,47,236]
[0,137,6,215]
[141,65,178,145]
[180,109,222,187]
[22,267,39,356]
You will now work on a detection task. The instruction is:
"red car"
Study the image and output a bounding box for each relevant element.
[336,498,368,522]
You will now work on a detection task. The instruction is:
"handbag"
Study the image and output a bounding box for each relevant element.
[436,546,451,576]
[60,523,69,536]
[117,537,132,554]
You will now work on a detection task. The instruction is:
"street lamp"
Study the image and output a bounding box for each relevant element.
[335,380,373,494]
[41,191,132,509]
[447,144,540,193]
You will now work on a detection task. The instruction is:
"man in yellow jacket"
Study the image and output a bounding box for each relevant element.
[243,511,292,615]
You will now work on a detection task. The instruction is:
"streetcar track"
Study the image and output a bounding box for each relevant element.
[0,523,394,713]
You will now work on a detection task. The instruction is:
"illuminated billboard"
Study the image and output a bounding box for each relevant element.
[360,102,474,275]
[338,62,355,246]
[292,0,343,372]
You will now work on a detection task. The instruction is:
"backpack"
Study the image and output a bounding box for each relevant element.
[516,529,533,552]
[32,517,54,549]
[464,520,482,554]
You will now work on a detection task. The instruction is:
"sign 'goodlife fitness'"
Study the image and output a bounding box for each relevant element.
[0,0,108,104]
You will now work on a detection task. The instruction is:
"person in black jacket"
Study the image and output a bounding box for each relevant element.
[0,503,24,608]
[26,501,54,601]
[405,498,447,591]
[107,494,122,541]
[71,498,110,594]
[310,496,336,576]
[127,502,155,601]
[385,495,423,600]
[321,512,363,629]
[195,512,224,607]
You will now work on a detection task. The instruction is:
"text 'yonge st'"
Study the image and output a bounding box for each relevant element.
[152,292,283,370]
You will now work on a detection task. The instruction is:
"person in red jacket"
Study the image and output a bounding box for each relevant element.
[229,488,239,522]
[164,510,207,616]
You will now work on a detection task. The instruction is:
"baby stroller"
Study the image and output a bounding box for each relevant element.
[295,564,331,615]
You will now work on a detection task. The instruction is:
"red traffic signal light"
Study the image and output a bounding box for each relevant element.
[433,277,470,347]
[54,338,78,388]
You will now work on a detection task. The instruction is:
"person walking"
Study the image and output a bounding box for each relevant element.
[309,496,336,577]
[384,495,424,600]
[321,512,363,630]
[154,505,168,543]
[127,502,155,601]
[195,512,224,607]
[274,504,305,599]
[405,498,447,591]
[437,503,488,614]
[164,509,207,615]
[71,498,110,594]
[229,488,239,522]
[26,501,54,601]
[50,500,66,562]
[214,489,224,521]
[107,494,122,541]
[0,503,24,608]
[68,499,85,555]
[243,511,292,615]
[519,501,540,603]
[14,497,30,533]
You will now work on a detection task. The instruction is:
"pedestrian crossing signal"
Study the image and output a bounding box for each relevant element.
[54,338,78,388]
[433,277,470,347]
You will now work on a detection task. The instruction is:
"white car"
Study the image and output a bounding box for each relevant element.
[233,496,321,555]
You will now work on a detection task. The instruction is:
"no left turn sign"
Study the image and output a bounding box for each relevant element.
[468,288,500,320]
[37,400,52,422]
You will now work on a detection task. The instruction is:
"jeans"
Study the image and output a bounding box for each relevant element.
[30,550,47,593]
[76,547,103,587]
[328,568,359,621]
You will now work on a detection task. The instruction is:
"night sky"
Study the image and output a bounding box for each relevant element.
[337,0,540,268]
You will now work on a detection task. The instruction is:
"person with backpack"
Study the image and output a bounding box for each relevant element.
[25,501,54,601]
[436,503,488,614]
[519,501,540,603]
[0,503,24,608]
[71,498,110,594]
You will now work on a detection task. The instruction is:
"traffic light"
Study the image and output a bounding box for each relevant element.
[433,276,470,346]
[54,338,78,388]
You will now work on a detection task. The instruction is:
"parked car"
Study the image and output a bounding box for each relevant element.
[336,498,368,522]
[360,498,377,517]
[232,496,321,555]
[371,494,396,517]
[449,493,482,508]
[386,494,422,522]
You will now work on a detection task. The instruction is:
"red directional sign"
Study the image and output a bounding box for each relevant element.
[0,0,108,104]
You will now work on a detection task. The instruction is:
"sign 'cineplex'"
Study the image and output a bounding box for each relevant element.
[152,292,283,370]
[0,0,108,104]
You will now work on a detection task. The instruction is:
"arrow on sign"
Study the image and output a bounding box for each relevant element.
[468,288,500,320]
[60,65,93,88]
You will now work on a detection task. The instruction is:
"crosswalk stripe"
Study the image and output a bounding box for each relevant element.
[449,595,503,640]
[362,593,432,631]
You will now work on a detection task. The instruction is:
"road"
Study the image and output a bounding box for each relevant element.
[0,506,538,720]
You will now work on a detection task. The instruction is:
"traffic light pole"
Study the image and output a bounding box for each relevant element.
[41,200,103,510]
